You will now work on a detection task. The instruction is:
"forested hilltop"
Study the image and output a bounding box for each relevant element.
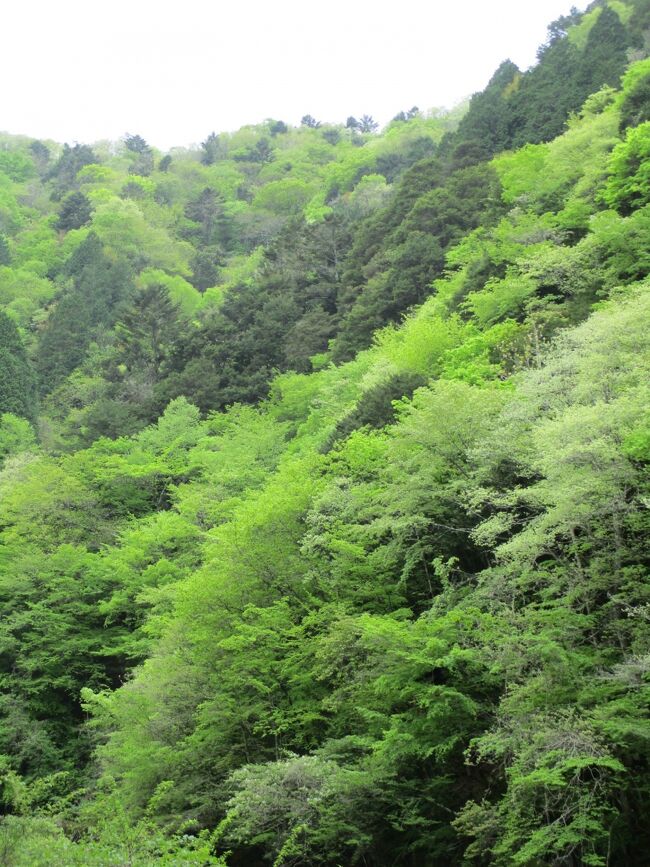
[0,1,649,863]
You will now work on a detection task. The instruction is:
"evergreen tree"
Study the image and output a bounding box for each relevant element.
[0,234,10,265]
[124,133,154,175]
[0,313,37,420]
[46,142,98,196]
[579,5,631,91]
[36,233,134,393]
[29,139,51,173]
[447,60,520,166]
[200,132,221,165]
[56,191,93,231]
[113,283,182,381]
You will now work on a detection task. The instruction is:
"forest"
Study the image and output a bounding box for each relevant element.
[0,0,649,863]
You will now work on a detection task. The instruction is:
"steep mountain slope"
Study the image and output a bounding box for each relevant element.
[0,2,649,864]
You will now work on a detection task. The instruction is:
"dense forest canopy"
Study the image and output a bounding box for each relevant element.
[0,1,649,864]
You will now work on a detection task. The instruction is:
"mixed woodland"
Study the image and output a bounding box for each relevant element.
[0,0,649,863]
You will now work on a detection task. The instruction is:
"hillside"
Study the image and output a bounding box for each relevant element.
[0,1,649,864]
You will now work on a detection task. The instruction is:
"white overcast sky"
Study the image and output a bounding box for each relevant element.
[2,0,586,151]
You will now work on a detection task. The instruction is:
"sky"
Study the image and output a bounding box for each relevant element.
[2,0,587,150]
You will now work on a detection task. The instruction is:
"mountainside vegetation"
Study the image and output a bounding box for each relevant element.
[0,1,649,863]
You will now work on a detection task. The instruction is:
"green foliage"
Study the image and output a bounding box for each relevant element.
[0,150,35,183]
[35,232,135,394]
[0,313,37,420]
[619,57,650,129]
[450,60,521,165]
[0,414,36,465]
[124,133,154,177]
[0,9,649,865]
[0,812,226,865]
[0,234,10,266]
[603,121,650,212]
[332,163,504,360]
[56,192,93,232]
[91,196,192,273]
[46,143,98,196]
[455,715,626,865]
